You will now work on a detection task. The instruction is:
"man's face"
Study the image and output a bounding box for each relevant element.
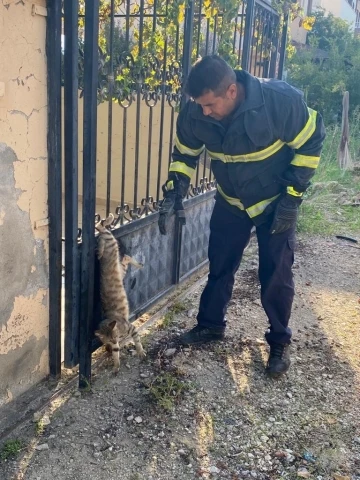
[194,84,238,121]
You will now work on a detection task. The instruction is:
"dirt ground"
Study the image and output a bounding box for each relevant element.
[1,235,360,480]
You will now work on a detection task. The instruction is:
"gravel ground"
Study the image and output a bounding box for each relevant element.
[1,235,360,480]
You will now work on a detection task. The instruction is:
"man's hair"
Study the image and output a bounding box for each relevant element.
[184,55,237,99]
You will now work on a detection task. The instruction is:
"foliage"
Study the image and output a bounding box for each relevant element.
[287,10,360,124]
[68,0,286,103]
[298,110,360,235]
[148,371,191,410]
[0,439,24,461]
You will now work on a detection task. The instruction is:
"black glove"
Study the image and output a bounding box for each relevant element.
[158,175,188,235]
[270,194,301,235]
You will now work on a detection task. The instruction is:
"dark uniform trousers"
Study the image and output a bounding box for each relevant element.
[197,200,295,345]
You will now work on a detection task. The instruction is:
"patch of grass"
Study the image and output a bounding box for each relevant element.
[298,114,360,236]
[148,371,191,410]
[158,301,188,330]
[0,439,24,461]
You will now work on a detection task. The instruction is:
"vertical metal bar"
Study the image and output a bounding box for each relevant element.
[238,2,246,65]
[172,0,195,285]
[205,18,210,55]
[196,0,202,57]
[278,13,289,80]
[257,12,266,77]
[156,0,169,202]
[79,0,99,389]
[125,0,130,44]
[64,0,80,368]
[212,15,218,54]
[145,0,157,204]
[262,14,272,78]
[248,6,258,74]
[269,16,279,78]
[241,0,255,71]
[146,107,153,203]
[252,8,261,76]
[120,107,127,214]
[168,107,175,168]
[47,0,62,378]
[120,0,131,213]
[180,0,194,109]
[134,0,145,210]
[106,0,116,216]
[233,14,239,54]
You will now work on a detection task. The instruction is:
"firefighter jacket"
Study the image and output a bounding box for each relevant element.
[168,70,326,225]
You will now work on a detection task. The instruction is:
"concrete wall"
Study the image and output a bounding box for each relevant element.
[0,0,49,407]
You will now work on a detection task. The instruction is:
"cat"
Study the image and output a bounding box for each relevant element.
[94,214,146,373]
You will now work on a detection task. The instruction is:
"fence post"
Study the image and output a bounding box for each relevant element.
[171,0,195,284]
[241,0,255,71]
[46,0,62,379]
[79,0,100,389]
[64,0,80,368]
[277,12,289,80]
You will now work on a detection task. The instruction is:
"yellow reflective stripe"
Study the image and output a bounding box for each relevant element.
[166,180,174,191]
[246,194,280,218]
[231,140,285,162]
[287,186,303,197]
[207,140,285,163]
[169,161,195,179]
[207,150,226,162]
[217,185,245,210]
[287,108,317,149]
[291,154,320,169]
[175,136,204,156]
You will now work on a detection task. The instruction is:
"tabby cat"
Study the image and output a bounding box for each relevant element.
[95,215,146,373]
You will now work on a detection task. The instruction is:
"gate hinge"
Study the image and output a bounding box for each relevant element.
[32,4,47,17]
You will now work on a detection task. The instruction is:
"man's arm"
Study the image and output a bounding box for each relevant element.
[158,102,205,235]
[167,102,205,193]
[270,91,326,235]
[280,93,326,197]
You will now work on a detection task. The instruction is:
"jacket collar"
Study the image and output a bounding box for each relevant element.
[190,69,265,123]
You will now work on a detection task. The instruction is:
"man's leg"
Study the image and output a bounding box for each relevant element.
[256,218,295,376]
[179,201,253,345]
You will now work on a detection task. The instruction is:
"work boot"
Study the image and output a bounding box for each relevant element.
[266,343,291,378]
[179,325,225,346]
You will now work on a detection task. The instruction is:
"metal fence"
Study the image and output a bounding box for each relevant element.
[47,0,285,386]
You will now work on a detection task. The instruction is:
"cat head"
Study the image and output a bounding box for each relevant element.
[95,320,119,345]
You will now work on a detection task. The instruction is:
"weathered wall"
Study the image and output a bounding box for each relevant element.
[0,0,49,407]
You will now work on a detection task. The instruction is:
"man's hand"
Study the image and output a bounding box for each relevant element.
[158,178,187,235]
[270,194,301,235]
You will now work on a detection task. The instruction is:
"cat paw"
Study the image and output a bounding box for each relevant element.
[138,350,146,360]
[113,366,120,375]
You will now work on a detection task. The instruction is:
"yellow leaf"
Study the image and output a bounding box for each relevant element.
[302,16,316,31]
[178,4,185,24]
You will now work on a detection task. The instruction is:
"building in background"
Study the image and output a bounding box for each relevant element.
[291,0,360,44]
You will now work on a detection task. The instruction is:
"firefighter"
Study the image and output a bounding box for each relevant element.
[158,55,326,377]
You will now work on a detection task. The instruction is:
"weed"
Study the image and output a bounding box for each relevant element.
[148,371,191,410]
[298,115,360,236]
[0,439,24,461]
[158,301,188,330]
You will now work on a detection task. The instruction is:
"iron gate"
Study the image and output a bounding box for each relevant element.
[46,0,285,386]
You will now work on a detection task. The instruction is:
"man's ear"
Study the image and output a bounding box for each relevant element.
[227,83,237,100]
